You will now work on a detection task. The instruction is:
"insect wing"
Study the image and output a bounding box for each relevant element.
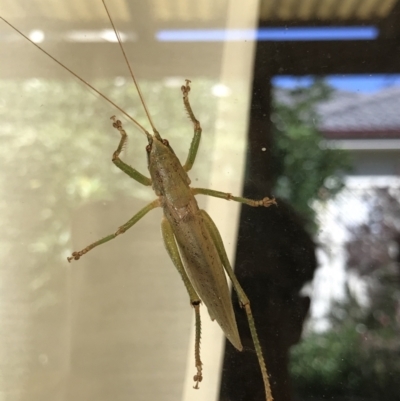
[173,211,243,351]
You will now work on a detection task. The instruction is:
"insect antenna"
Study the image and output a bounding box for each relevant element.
[0,16,149,138]
[101,0,161,139]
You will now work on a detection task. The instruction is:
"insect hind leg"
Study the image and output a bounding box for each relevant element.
[161,217,203,388]
[200,210,274,401]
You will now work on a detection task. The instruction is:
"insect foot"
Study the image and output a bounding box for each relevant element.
[246,196,277,207]
[67,251,82,262]
[181,79,192,96]
[110,115,122,129]
[110,116,130,162]
[193,370,203,389]
[262,197,277,207]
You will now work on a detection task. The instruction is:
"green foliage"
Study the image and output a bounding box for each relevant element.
[272,79,351,229]
[291,324,363,397]
[291,296,400,400]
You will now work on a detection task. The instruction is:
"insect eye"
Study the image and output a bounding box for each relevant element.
[162,139,169,146]
[146,144,152,153]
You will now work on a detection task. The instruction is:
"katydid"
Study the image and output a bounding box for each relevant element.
[1,2,276,400]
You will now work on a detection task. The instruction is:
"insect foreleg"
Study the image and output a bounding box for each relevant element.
[161,217,203,388]
[111,117,152,186]
[67,199,160,262]
[200,210,274,401]
[181,80,203,172]
[192,188,277,208]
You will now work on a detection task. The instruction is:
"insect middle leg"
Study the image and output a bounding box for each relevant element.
[192,187,277,208]
[67,199,160,262]
[200,210,274,401]
[161,217,203,389]
[181,80,203,172]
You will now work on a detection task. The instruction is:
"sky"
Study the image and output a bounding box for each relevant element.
[272,74,400,93]
[156,26,378,42]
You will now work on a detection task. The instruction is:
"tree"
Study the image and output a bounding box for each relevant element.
[271,79,351,230]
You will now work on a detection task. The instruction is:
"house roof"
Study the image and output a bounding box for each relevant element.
[274,85,400,140]
[318,86,400,138]
[2,0,396,29]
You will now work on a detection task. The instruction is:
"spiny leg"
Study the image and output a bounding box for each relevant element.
[161,217,203,388]
[181,80,203,172]
[200,210,274,401]
[68,199,160,262]
[110,116,152,186]
[192,302,202,389]
[192,187,277,208]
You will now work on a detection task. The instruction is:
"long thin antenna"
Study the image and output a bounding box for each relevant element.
[0,16,150,137]
[101,0,159,136]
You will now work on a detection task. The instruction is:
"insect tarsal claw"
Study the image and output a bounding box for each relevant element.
[193,373,203,389]
[67,252,80,263]
[181,79,192,96]
[262,197,277,208]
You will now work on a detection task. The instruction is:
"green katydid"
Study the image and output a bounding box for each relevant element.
[1,2,276,400]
